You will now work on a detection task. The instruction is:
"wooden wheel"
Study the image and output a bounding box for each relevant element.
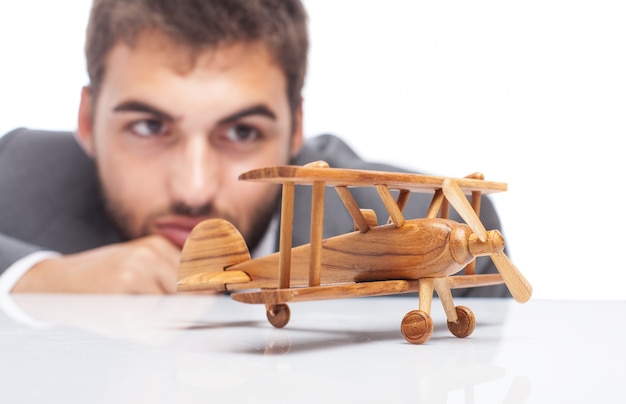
[266,304,290,328]
[447,306,476,338]
[400,310,433,344]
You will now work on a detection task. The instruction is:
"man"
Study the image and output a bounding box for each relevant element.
[0,0,509,297]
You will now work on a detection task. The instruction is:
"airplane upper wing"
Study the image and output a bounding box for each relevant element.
[239,164,507,195]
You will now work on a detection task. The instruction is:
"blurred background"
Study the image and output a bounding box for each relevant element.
[1,1,624,300]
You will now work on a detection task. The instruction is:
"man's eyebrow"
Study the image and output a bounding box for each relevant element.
[218,105,277,124]
[113,101,175,121]
[112,102,276,123]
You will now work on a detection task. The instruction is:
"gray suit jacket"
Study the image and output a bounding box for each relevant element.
[0,128,509,297]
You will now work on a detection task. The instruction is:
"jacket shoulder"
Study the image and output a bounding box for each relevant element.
[294,134,421,173]
[0,128,85,159]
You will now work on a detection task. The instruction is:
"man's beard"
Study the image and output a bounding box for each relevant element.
[99,183,281,253]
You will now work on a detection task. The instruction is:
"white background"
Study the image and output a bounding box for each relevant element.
[1,1,625,300]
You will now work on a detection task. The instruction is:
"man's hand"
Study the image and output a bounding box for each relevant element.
[11,235,181,294]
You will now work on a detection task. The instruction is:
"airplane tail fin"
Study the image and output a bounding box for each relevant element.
[177,219,251,292]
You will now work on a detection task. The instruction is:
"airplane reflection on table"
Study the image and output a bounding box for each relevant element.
[0,293,533,403]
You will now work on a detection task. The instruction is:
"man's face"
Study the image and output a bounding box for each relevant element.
[77,32,303,250]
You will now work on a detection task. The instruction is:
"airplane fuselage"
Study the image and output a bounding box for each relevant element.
[224,218,478,290]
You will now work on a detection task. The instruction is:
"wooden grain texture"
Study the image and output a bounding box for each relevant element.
[426,189,445,219]
[442,179,487,241]
[223,218,477,291]
[177,219,250,292]
[177,163,531,344]
[396,189,411,213]
[239,165,507,194]
[231,280,422,304]
[491,253,533,303]
[358,209,379,231]
[309,181,325,286]
[335,186,371,233]
[278,182,295,288]
[177,270,251,290]
[376,184,405,227]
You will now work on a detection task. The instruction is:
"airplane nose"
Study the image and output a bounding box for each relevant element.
[468,230,505,257]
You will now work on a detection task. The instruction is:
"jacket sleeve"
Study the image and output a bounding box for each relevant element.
[0,130,44,273]
[0,234,42,275]
[0,128,123,272]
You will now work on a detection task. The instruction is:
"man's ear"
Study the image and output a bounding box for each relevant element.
[76,86,95,157]
[290,97,304,158]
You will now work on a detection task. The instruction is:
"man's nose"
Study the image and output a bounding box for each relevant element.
[169,136,219,208]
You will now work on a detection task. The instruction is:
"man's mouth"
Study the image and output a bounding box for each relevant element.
[153,216,210,248]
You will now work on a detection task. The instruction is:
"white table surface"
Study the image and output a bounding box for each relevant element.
[0,294,623,403]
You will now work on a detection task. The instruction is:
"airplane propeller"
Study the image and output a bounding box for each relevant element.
[442,179,532,303]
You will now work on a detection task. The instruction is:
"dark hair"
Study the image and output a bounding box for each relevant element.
[85,0,308,111]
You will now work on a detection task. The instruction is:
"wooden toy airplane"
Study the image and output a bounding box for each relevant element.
[177,161,532,344]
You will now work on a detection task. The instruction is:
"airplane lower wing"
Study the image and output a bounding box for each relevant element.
[231,274,505,305]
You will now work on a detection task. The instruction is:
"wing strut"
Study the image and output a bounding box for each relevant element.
[376,185,405,227]
[278,182,295,288]
[335,186,372,233]
[309,180,325,286]
[306,160,329,287]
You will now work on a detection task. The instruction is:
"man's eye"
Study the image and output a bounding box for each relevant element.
[225,124,261,142]
[129,120,168,137]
